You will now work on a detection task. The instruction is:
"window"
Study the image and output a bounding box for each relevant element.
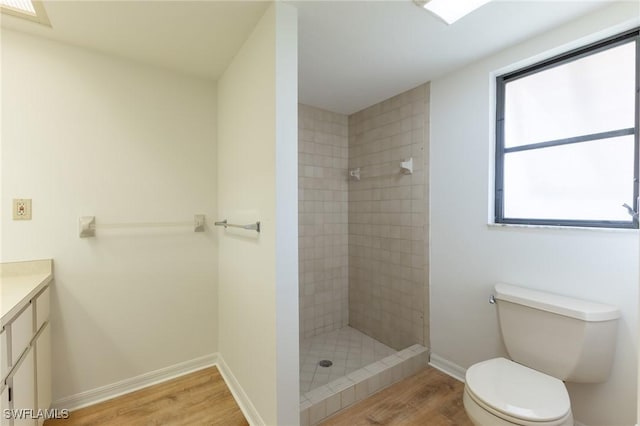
[495,29,639,229]
[0,0,50,26]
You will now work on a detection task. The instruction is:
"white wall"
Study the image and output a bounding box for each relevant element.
[216,3,298,425]
[1,29,218,403]
[430,4,639,426]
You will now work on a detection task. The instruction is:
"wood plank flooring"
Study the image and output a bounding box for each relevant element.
[45,367,248,426]
[44,365,471,426]
[321,367,473,426]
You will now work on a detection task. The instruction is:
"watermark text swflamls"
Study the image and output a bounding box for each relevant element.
[3,408,70,420]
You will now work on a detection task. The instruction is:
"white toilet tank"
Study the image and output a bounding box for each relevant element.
[494,283,620,383]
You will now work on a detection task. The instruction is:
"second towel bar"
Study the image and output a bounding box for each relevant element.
[214,220,260,233]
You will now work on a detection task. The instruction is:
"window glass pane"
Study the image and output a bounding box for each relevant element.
[503,136,635,222]
[504,41,636,148]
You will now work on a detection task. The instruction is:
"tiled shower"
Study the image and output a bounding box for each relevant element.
[298,84,430,425]
[348,84,429,350]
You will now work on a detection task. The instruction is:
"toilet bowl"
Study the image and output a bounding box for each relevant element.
[461,283,620,426]
[463,358,573,426]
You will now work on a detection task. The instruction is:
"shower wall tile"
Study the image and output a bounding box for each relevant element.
[348,83,430,350]
[299,104,349,339]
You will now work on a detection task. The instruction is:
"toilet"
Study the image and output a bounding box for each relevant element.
[463,283,620,426]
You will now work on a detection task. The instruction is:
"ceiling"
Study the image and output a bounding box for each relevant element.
[0,1,271,81]
[0,0,625,114]
[293,0,617,114]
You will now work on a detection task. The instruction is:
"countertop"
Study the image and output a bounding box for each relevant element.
[0,259,53,327]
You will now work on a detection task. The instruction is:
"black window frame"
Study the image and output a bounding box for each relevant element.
[495,28,640,229]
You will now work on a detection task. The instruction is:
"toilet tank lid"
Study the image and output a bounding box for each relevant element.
[494,283,620,322]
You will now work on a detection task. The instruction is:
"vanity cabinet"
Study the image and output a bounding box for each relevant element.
[1,277,51,426]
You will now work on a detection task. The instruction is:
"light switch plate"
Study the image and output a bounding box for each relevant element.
[13,199,32,220]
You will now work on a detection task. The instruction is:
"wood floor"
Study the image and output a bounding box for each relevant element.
[45,367,248,426]
[321,366,473,426]
[44,365,471,426]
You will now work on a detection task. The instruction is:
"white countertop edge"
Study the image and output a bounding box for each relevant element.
[0,259,53,277]
[1,260,53,328]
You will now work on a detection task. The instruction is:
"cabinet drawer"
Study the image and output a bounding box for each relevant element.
[10,304,33,364]
[35,287,50,332]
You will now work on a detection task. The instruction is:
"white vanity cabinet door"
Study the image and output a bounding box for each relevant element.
[35,323,51,426]
[10,305,33,364]
[1,385,10,426]
[0,329,7,381]
[34,289,49,334]
[11,348,36,426]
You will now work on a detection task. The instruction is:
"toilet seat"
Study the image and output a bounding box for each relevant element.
[465,358,571,424]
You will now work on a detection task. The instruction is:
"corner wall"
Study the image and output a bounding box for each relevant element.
[429,4,639,425]
[216,3,298,425]
[347,83,430,351]
[298,104,349,339]
[1,29,218,402]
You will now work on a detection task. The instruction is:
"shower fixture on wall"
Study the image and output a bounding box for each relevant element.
[349,168,360,180]
[401,158,413,174]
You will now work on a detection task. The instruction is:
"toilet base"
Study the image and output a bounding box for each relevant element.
[463,386,574,426]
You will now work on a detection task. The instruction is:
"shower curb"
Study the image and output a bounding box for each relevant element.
[300,344,429,426]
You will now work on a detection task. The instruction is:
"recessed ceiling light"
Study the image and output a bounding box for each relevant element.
[1,0,34,14]
[415,0,492,25]
[1,0,50,26]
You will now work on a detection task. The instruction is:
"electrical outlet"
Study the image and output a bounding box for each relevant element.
[13,199,32,220]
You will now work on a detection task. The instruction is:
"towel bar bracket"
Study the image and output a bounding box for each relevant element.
[214,219,260,233]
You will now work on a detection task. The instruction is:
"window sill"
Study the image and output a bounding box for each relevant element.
[487,223,639,234]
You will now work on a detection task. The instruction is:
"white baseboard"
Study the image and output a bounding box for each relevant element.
[429,353,466,383]
[52,353,218,411]
[215,354,264,426]
[52,352,266,426]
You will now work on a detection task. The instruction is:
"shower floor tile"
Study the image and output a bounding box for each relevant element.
[299,326,396,394]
